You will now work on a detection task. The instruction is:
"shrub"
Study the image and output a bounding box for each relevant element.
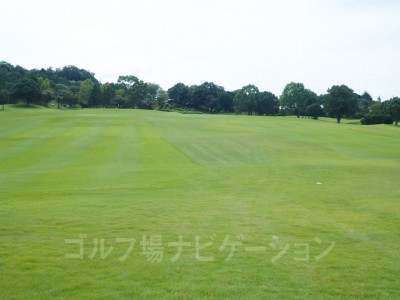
[360,114,393,125]
[305,103,324,120]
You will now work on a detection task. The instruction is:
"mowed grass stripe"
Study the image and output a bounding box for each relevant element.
[24,117,125,193]
[0,106,60,142]
[0,118,114,192]
[79,116,143,193]
[155,117,273,165]
[121,121,204,193]
[0,117,80,164]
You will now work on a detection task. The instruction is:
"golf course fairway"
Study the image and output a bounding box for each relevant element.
[0,106,399,299]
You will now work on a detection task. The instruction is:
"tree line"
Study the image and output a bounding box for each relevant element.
[0,61,399,125]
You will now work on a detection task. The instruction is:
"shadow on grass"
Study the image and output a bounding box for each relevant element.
[8,104,46,109]
[318,117,361,125]
[347,120,361,125]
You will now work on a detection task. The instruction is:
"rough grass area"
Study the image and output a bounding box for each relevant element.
[0,106,399,299]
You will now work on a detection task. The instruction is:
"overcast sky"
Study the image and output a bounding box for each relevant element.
[1,0,399,99]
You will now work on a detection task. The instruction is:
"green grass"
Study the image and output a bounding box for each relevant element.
[0,106,399,299]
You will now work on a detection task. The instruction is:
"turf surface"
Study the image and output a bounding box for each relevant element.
[0,106,399,299]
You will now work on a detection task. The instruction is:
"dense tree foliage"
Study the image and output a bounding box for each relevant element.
[357,92,374,118]
[101,83,115,108]
[233,85,279,115]
[11,78,42,105]
[168,83,191,108]
[0,88,7,110]
[305,103,324,120]
[360,114,393,125]
[0,60,399,126]
[190,82,226,112]
[280,82,318,118]
[78,79,95,106]
[324,85,358,123]
[234,85,259,115]
[0,68,10,110]
[385,97,400,125]
[257,91,280,116]
[58,65,98,83]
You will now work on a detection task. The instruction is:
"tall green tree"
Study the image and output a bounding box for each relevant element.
[155,88,169,109]
[280,82,303,117]
[305,103,323,119]
[113,86,128,107]
[386,97,400,125]
[139,82,159,109]
[256,91,279,115]
[78,79,95,106]
[59,65,98,83]
[218,91,234,113]
[280,82,318,117]
[234,85,259,115]
[101,83,116,107]
[324,85,358,123]
[0,88,8,110]
[11,78,42,105]
[62,89,78,107]
[191,82,225,112]
[89,83,102,107]
[167,83,191,107]
[0,71,10,109]
[357,91,374,117]
[0,64,12,92]
[38,77,54,103]
[369,102,385,115]
[117,75,148,108]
